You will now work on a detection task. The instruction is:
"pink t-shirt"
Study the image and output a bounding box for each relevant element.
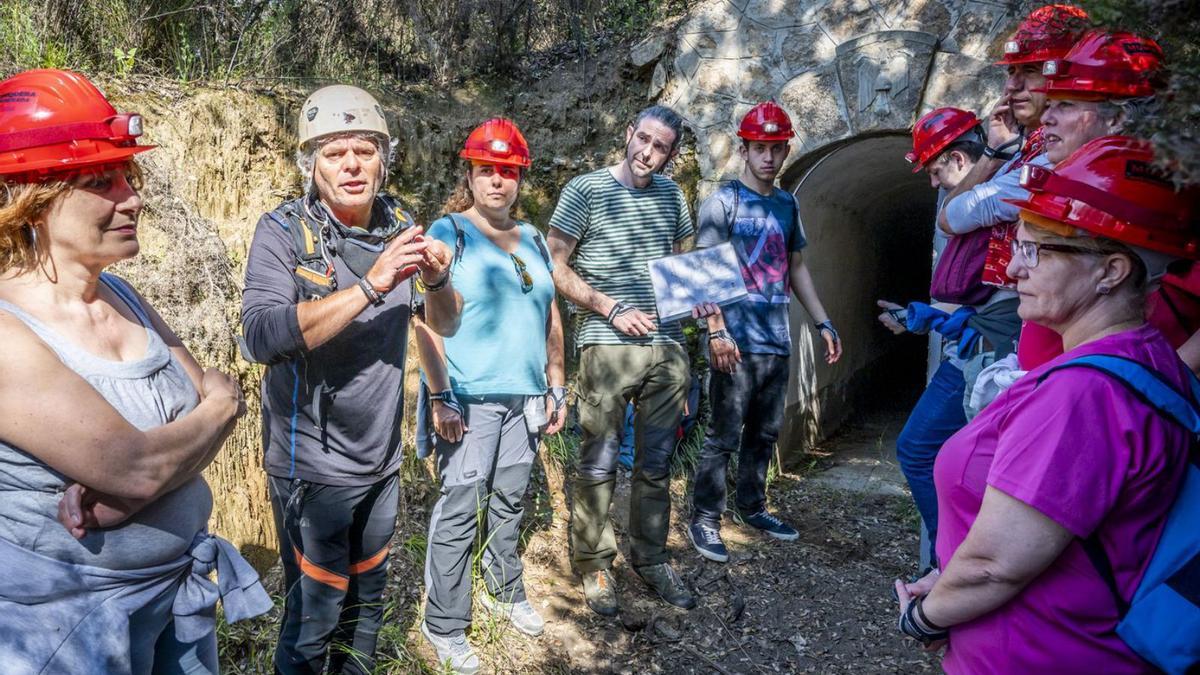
[934,324,1190,674]
[1016,320,1064,370]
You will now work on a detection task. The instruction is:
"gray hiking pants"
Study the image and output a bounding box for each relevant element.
[423,395,537,637]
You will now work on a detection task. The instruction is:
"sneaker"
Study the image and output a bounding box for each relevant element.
[634,562,696,610]
[737,509,799,541]
[420,622,480,674]
[687,522,729,563]
[479,592,545,637]
[582,569,619,617]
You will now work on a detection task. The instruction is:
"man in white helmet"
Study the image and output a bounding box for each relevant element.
[241,85,457,674]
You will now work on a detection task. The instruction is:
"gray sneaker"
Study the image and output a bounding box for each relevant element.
[582,569,619,616]
[420,622,480,674]
[635,562,696,610]
[479,592,545,637]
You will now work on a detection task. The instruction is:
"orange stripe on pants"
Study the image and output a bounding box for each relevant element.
[293,546,349,592]
[348,545,389,575]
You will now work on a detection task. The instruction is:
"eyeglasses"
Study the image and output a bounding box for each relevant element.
[1010,238,1103,268]
[511,253,533,293]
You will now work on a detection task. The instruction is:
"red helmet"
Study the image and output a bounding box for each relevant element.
[996,4,1090,66]
[459,118,531,168]
[1005,135,1200,259]
[0,69,153,178]
[1041,30,1164,100]
[906,107,981,172]
[738,101,795,142]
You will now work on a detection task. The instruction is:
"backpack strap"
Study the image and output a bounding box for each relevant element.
[1037,353,1200,619]
[726,180,740,236]
[269,200,335,300]
[446,213,466,265]
[1036,354,1200,433]
[525,223,553,270]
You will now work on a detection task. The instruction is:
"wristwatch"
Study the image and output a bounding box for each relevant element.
[548,386,568,413]
[429,389,464,417]
[983,136,1021,162]
[815,320,840,344]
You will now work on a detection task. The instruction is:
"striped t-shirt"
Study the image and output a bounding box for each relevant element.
[549,168,695,346]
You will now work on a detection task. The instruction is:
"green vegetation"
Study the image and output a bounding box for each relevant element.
[1078,0,1200,181]
[0,0,694,84]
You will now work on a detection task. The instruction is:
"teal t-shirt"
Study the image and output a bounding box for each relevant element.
[428,214,555,397]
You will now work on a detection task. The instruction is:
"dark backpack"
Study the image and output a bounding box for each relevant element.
[1037,353,1200,674]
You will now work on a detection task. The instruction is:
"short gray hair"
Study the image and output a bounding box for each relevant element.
[295,131,396,194]
[1094,96,1159,134]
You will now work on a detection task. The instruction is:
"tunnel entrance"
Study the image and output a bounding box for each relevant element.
[777,133,937,466]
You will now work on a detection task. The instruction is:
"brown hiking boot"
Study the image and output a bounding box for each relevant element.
[582,569,619,616]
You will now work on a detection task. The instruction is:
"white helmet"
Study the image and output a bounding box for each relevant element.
[297,85,390,149]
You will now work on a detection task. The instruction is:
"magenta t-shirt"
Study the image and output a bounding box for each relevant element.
[934,324,1190,673]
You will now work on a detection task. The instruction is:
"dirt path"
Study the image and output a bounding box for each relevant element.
[219,409,942,674]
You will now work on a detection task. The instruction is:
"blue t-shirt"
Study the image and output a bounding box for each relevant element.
[696,181,807,355]
[428,214,555,396]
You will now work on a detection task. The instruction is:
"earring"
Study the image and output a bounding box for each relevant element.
[1097,284,1111,295]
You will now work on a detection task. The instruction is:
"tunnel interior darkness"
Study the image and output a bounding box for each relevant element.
[778,133,938,463]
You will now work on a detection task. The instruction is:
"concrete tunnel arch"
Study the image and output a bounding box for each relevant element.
[775,133,937,466]
[655,1,1025,464]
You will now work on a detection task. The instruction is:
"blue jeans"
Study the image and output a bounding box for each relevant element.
[896,360,967,565]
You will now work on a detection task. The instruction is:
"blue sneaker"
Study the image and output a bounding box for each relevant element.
[737,510,799,541]
[688,522,729,563]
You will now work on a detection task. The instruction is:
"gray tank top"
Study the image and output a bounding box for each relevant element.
[0,274,212,570]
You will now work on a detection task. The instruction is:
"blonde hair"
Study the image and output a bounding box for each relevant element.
[0,162,144,275]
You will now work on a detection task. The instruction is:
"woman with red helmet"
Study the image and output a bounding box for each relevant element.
[0,70,269,670]
[416,118,565,674]
[894,135,1198,672]
[1013,30,1200,375]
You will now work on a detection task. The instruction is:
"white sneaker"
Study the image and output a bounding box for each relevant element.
[479,592,546,637]
[420,621,480,674]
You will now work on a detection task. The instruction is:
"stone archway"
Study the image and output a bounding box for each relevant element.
[644,0,1028,459]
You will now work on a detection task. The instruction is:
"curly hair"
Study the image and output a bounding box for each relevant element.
[439,161,525,217]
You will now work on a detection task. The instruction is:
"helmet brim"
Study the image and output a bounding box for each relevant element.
[0,143,154,178]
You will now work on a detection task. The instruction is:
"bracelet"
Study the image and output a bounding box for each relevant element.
[898,596,949,645]
[708,329,731,341]
[358,278,385,306]
[417,271,451,293]
[606,301,635,326]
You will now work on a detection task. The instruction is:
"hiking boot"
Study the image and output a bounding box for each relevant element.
[635,562,696,610]
[687,522,729,563]
[479,592,545,637]
[582,569,619,617]
[737,509,799,541]
[420,622,480,674]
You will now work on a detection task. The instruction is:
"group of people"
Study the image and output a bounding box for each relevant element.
[0,63,841,672]
[884,4,1200,673]
[242,92,841,672]
[0,2,1196,673]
